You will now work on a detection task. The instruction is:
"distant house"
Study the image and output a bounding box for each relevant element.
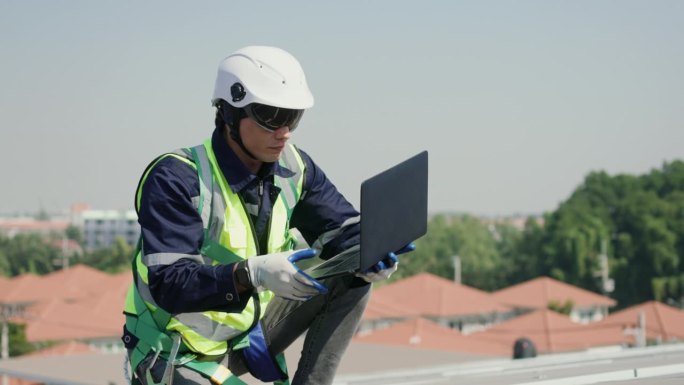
[362,273,514,334]
[592,301,684,346]
[0,218,69,238]
[81,210,139,250]
[468,309,627,354]
[1,265,130,354]
[2,264,683,367]
[355,317,508,356]
[490,276,616,324]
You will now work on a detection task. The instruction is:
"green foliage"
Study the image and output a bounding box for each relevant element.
[507,160,684,308]
[1,161,682,312]
[548,299,574,315]
[64,225,83,245]
[8,322,35,357]
[507,217,546,283]
[80,237,133,273]
[390,213,518,291]
[0,233,60,276]
[0,233,133,277]
[388,160,684,309]
[34,208,50,221]
[0,247,10,278]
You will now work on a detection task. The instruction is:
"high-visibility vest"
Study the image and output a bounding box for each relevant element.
[124,138,306,357]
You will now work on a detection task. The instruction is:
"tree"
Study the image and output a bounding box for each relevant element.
[390,214,509,291]
[80,236,133,273]
[532,160,684,308]
[391,214,458,283]
[0,235,11,277]
[548,299,574,315]
[506,216,545,284]
[612,191,679,305]
[2,234,59,276]
[64,225,84,245]
[8,322,35,357]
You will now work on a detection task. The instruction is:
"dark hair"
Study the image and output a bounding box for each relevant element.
[215,108,226,133]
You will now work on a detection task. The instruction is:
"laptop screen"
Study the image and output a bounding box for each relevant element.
[359,151,428,271]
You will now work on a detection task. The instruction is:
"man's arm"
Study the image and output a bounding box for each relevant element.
[138,157,250,314]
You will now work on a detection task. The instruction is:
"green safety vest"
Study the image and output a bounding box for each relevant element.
[124,139,305,383]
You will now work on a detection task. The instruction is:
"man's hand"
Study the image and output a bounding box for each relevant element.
[356,243,416,283]
[247,249,328,301]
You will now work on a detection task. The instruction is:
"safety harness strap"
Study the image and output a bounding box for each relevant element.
[179,360,244,385]
[127,302,247,385]
[200,239,243,265]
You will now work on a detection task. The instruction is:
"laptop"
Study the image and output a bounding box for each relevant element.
[302,151,428,280]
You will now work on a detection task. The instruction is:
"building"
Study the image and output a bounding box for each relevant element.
[81,210,139,250]
[490,276,616,324]
[0,205,140,250]
[0,218,69,238]
[362,273,515,334]
[0,266,129,355]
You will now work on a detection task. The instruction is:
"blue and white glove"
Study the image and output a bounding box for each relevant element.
[356,243,416,283]
[247,249,328,301]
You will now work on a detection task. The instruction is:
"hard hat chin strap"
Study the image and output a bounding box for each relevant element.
[228,125,259,161]
[217,101,259,161]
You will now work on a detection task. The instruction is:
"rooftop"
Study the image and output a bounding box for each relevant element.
[369,272,511,318]
[0,267,682,384]
[490,276,616,309]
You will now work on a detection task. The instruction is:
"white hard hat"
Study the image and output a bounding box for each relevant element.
[212,46,314,110]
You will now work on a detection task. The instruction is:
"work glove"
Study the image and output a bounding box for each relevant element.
[356,243,416,283]
[247,248,328,301]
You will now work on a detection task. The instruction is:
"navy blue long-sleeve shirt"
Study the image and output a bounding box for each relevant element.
[137,128,360,314]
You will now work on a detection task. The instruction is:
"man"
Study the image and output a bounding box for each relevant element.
[122,46,415,385]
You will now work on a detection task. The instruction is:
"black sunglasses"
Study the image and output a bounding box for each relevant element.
[243,103,304,133]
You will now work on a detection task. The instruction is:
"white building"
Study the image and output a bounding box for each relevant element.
[81,210,139,250]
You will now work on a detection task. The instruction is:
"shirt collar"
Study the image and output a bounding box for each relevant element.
[210,128,295,193]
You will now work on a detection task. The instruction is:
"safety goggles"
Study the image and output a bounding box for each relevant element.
[243,103,305,133]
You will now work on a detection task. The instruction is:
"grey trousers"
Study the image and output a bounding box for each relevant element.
[131,274,371,385]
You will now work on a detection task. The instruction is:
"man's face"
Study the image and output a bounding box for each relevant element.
[239,117,291,163]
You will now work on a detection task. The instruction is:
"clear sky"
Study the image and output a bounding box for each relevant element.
[1,1,682,216]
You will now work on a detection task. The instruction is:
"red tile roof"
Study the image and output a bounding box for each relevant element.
[355,317,508,356]
[596,301,684,342]
[368,273,511,319]
[39,265,112,296]
[0,220,69,231]
[0,265,113,305]
[5,378,39,385]
[3,266,680,361]
[490,276,616,309]
[0,273,43,304]
[469,309,627,353]
[2,266,130,342]
[20,296,123,342]
[108,270,134,297]
[363,293,413,320]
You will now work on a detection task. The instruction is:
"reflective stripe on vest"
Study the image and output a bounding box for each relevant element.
[125,140,305,356]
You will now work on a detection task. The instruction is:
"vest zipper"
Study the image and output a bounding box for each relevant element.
[239,186,263,332]
[238,183,262,255]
